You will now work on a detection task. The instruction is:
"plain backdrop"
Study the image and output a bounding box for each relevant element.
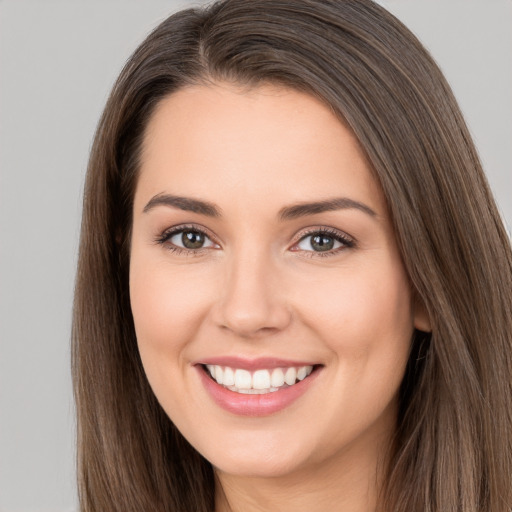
[0,1,510,511]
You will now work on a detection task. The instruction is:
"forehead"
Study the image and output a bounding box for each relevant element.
[136,83,385,215]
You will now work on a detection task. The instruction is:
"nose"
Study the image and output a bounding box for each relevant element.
[213,250,292,338]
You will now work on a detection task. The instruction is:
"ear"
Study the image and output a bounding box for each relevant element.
[413,294,432,333]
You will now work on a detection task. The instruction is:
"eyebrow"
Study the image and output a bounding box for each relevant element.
[143,194,222,217]
[143,193,376,220]
[278,197,377,221]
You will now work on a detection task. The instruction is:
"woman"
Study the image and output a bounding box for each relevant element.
[72,0,512,510]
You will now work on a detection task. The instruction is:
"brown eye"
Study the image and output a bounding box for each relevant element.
[310,234,335,252]
[295,230,354,254]
[165,228,217,251]
[181,230,205,249]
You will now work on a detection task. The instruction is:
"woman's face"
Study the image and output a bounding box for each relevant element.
[130,83,429,479]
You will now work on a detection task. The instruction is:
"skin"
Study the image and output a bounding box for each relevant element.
[130,83,431,512]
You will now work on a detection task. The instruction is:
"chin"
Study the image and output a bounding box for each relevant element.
[213,454,306,479]
[198,431,316,479]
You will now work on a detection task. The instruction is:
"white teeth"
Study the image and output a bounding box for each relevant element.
[297,366,308,381]
[234,369,252,389]
[236,387,280,394]
[205,364,315,394]
[284,367,297,385]
[223,366,235,386]
[214,365,224,384]
[253,369,271,390]
[271,368,285,387]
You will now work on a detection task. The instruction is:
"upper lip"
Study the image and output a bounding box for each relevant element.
[194,356,319,371]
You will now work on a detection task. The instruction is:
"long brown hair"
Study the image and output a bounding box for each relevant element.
[72,0,512,510]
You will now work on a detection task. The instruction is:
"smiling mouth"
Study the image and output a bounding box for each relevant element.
[203,364,316,394]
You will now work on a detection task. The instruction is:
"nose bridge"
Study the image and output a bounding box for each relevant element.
[216,243,291,337]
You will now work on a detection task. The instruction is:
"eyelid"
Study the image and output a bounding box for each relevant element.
[155,223,221,252]
[289,226,356,254]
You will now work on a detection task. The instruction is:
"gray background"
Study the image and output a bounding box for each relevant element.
[0,1,510,511]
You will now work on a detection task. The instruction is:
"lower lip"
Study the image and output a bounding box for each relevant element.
[196,365,321,416]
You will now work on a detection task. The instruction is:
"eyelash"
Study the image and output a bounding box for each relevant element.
[292,227,355,258]
[155,224,217,257]
[155,224,356,257]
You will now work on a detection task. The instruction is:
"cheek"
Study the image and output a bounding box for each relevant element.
[296,258,413,362]
[295,260,413,439]
[129,255,215,372]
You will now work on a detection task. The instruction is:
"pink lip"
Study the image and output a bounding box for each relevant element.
[195,363,321,417]
[194,356,317,371]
